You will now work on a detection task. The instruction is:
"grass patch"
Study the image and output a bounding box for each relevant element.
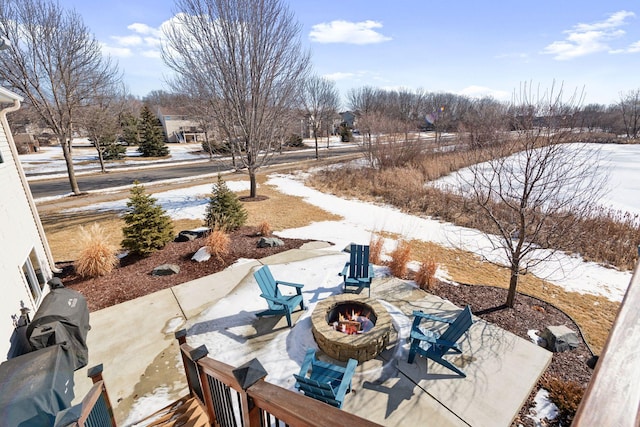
[41,177,340,261]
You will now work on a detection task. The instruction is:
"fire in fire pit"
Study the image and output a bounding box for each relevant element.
[311,295,392,362]
[328,301,376,334]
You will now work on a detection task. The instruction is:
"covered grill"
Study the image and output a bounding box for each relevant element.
[0,344,75,426]
[26,280,90,371]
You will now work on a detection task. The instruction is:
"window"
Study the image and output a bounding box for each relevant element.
[22,248,46,303]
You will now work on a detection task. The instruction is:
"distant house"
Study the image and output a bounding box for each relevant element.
[13,133,39,154]
[339,111,356,129]
[155,106,206,143]
[0,87,56,360]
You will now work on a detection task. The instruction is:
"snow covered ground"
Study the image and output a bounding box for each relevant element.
[64,170,633,303]
[436,142,640,217]
[20,137,349,178]
[27,141,632,426]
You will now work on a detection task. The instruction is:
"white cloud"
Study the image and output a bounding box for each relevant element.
[323,72,356,80]
[111,35,143,47]
[127,22,162,38]
[628,41,640,53]
[459,85,510,101]
[542,10,635,60]
[574,10,635,31]
[101,44,133,58]
[309,20,392,45]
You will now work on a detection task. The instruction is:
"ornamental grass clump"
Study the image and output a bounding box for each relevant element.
[75,223,119,278]
[257,220,272,236]
[369,234,384,265]
[206,228,230,261]
[121,182,174,257]
[415,257,438,291]
[542,377,585,425]
[388,240,411,279]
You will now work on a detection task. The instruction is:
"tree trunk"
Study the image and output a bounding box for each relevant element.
[314,128,319,160]
[97,147,106,173]
[249,169,257,198]
[506,265,519,308]
[60,138,81,195]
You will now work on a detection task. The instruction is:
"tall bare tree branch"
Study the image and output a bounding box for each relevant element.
[162,0,310,197]
[0,0,121,195]
[460,82,607,307]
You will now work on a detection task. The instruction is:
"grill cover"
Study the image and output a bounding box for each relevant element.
[0,344,75,426]
[26,287,90,371]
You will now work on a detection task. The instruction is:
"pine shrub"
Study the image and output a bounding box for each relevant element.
[206,228,230,261]
[138,105,168,157]
[204,175,248,231]
[415,257,438,291]
[369,234,384,264]
[388,240,411,279]
[121,182,174,256]
[75,223,119,277]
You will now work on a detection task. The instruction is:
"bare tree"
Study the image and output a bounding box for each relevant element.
[618,89,640,139]
[79,84,128,173]
[457,97,508,148]
[0,0,121,195]
[300,75,340,159]
[163,0,310,198]
[460,83,606,308]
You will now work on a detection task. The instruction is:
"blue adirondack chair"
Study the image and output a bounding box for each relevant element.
[293,348,358,408]
[253,265,305,328]
[408,305,474,377]
[339,244,374,296]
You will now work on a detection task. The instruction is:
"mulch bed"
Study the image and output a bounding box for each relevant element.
[58,226,311,311]
[56,228,593,425]
[434,281,594,425]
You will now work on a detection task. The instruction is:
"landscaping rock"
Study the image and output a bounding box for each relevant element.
[175,227,210,242]
[257,237,284,248]
[540,325,579,352]
[192,247,211,262]
[152,264,180,276]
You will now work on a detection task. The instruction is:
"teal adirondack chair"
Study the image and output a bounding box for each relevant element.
[408,305,474,377]
[339,244,374,296]
[293,348,358,408]
[253,265,305,328]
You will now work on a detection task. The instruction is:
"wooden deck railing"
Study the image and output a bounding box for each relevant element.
[573,260,640,426]
[54,364,116,427]
[175,330,382,427]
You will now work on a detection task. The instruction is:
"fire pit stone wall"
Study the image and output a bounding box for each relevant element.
[311,294,392,363]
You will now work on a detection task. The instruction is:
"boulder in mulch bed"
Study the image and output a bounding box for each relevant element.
[175,227,210,242]
[192,247,211,263]
[152,264,181,276]
[541,325,580,352]
[257,237,284,248]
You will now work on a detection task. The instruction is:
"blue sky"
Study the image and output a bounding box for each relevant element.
[58,0,640,107]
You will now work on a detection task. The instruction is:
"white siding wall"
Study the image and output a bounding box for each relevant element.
[0,115,51,360]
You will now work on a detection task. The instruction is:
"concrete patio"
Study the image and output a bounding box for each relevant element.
[72,244,551,426]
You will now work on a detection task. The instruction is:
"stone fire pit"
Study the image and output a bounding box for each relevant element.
[311,294,392,363]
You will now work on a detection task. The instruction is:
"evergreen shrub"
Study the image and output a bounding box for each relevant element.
[121,182,174,256]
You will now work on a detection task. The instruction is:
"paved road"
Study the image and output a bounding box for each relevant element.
[28,145,360,199]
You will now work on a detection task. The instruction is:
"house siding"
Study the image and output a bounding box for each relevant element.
[0,104,52,360]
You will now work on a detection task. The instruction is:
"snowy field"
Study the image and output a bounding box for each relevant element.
[435,142,640,217]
